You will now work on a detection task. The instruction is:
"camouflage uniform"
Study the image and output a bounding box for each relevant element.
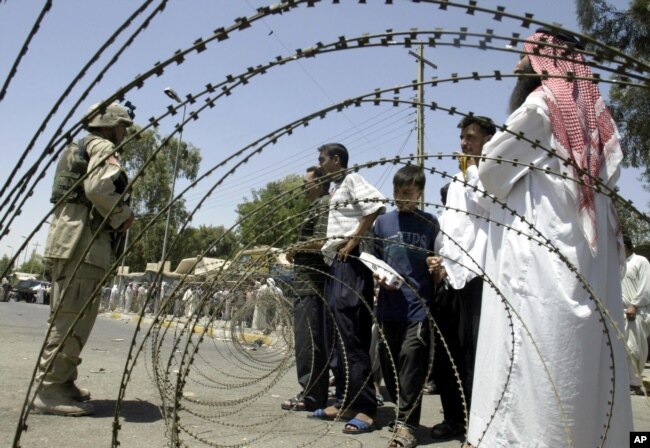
[34,103,133,416]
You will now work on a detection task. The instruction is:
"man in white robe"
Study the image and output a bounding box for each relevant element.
[253,277,282,333]
[467,30,632,447]
[622,234,650,392]
[124,283,134,313]
[109,284,120,311]
[431,116,495,440]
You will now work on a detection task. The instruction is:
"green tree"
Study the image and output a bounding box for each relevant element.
[236,174,309,248]
[175,225,240,260]
[17,252,44,277]
[576,0,650,243]
[575,0,650,190]
[0,254,13,277]
[120,127,202,271]
[617,202,650,245]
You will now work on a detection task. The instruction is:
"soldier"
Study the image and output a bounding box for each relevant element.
[33,102,135,416]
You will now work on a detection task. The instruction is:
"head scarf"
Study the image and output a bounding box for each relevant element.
[524,31,623,256]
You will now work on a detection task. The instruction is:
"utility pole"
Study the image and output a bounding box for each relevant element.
[416,43,425,210]
[409,45,437,210]
[21,236,28,269]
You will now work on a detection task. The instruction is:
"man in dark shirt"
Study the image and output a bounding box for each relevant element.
[282,166,330,412]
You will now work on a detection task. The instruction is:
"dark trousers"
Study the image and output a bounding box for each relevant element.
[457,277,483,405]
[326,256,377,416]
[379,320,431,428]
[293,294,329,410]
[432,286,466,425]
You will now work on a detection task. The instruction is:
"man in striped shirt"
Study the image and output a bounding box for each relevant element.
[312,143,385,434]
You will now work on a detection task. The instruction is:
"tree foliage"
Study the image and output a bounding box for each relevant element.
[617,202,650,246]
[575,0,650,242]
[175,225,240,260]
[575,0,650,192]
[120,127,202,271]
[16,252,45,278]
[236,174,309,249]
[0,255,14,277]
[576,0,650,56]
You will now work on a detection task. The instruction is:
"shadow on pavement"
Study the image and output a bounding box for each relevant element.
[89,399,163,423]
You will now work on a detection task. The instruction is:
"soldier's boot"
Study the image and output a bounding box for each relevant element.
[32,384,94,416]
[64,381,91,402]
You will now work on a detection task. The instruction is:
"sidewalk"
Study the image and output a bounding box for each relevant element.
[103,310,277,345]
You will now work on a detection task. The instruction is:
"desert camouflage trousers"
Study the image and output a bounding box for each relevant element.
[37,255,104,386]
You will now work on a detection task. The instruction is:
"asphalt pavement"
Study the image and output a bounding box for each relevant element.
[1,300,649,448]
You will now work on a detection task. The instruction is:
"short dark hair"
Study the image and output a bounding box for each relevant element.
[440,183,450,206]
[393,165,425,190]
[318,143,349,168]
[457,115,496,137]
[306,165,330,193]
[623,233,634,251]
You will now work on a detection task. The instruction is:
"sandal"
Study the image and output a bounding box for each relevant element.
[280,396,307,411]
[309,406,354,420]
[389,424,418,448]
[342,415,375,434]
[430,420,464,440]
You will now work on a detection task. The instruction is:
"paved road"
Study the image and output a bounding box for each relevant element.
[1,300,648,447]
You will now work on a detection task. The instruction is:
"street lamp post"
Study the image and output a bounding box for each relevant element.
[161,87,186,270]
[158,87,186,315]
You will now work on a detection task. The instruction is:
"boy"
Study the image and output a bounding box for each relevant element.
[374,165,439,448]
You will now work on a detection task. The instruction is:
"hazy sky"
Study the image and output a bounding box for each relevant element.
[0,0,643,264]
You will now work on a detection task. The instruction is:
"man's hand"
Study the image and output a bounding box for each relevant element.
[285,248,295,264]
[456,151,477,170]
[426,256,442,273]
[373,272,399,291]
[426,256,446,284]
[625,304,637,321]
[120,213,134,232]
[337,237,359,262]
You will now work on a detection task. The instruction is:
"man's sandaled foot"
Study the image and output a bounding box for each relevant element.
[281,396,307,411]
[310,405,354,420]
[342,413,375,434]
[631,385,644,396]
[389,424,418,447]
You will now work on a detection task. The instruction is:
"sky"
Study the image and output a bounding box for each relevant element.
[0,0,644,266]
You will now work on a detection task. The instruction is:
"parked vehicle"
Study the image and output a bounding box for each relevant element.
[8,279,51,304]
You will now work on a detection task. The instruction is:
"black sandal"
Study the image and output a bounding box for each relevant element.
[280,396,307,411]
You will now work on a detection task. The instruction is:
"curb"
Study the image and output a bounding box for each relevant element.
[101,311,276,346]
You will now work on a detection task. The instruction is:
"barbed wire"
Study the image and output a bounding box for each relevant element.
[3,1,648,447]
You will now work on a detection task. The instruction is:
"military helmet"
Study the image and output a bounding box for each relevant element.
[86,102,134,128]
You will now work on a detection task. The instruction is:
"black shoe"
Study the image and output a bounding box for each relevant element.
[431,420,464,440]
